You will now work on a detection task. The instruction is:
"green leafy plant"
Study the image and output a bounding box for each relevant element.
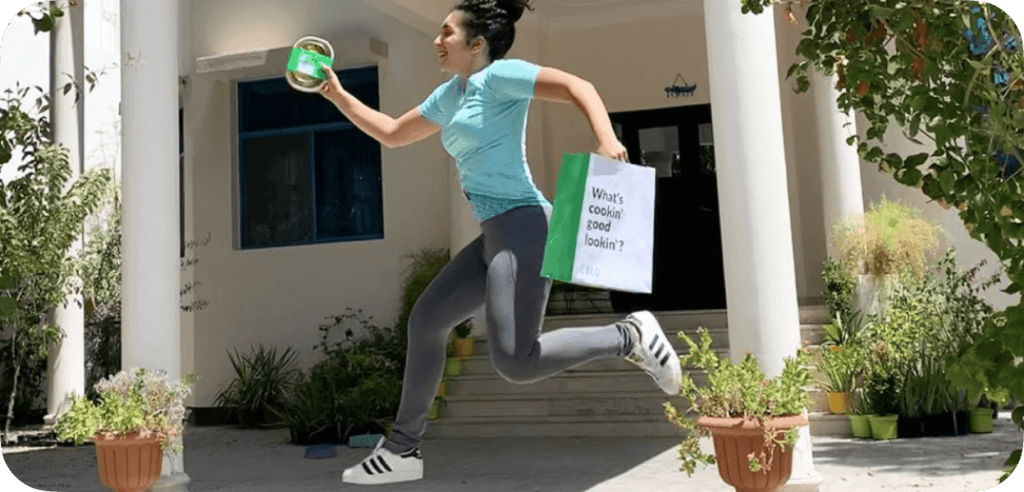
[454,319,472,339]
[822,257,857,322]
[665,327,813,476]
[276,309,404,443]
[818,344,864,393]
[0,84,113,441]
[865,341,901,416]
[738,1,1024,479]
[832,197,943,280]
[54,368,198,454]
[212,344,300,428]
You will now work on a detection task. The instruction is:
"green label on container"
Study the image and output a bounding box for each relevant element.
[287,47,334,79]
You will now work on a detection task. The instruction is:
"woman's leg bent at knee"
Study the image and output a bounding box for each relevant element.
[482,206,632,384]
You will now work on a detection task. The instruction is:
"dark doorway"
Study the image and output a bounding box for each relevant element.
[608,104,727,312]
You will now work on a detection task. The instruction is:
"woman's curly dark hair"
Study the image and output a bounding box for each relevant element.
[453,0,534,62]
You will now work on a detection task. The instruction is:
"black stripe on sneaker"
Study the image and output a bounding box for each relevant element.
[649,333,660,351]
[654,344,665,359]
[659,353,670,367]
[377,456,393,472]
[362,462,375,475]
[369,458,385,474]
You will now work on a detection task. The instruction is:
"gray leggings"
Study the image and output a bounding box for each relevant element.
[384,205,628,453]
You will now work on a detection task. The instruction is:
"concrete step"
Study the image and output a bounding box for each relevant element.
[468,324,824,356]
[456,349,733,376]
[441,391,688,418]
[447,370,709,397]
[809,412,852,438]
[423,414,688,439]
[422,411,852,439]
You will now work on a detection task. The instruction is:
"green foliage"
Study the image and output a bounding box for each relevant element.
[832,197,943,279]
[818,345,864,393]
[54,368,197,454]
[740,0,1024,477]
[212,345,300,428]
[665,327,813,476]
[0,83,113,439]
[276,309,403,443]
[822,257,857,322]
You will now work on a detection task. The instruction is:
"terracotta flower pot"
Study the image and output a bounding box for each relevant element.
[698,414,808,492]
[93,432,164,492]
[451,338,475,357]
[827,392,852,415]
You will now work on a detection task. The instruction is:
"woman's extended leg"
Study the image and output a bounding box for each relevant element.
[343,237,487,485]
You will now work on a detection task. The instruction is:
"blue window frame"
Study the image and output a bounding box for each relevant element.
[238,66,383,249]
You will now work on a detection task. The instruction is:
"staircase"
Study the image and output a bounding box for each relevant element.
[424,306,851,439]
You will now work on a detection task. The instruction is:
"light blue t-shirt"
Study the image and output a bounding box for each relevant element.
[418,59,552,221]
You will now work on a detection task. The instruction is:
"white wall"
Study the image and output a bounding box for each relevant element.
[185,0,450,406]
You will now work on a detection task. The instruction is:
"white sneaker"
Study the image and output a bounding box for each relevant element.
[624,311,682,395]
[341,438,423,485]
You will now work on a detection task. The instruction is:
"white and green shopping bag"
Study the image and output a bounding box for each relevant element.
[541,153,656,293]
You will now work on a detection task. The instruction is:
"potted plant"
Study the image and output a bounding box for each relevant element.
[818,342,863,415]
[444,342,463,378]
[831,197,942,318]
[427,397,444,420]
[54,368,198,492]
[212,344,300,428]
[450,320,475,357]
[865,342,900,440]
[848,388,873,438]
[665,327,813,492]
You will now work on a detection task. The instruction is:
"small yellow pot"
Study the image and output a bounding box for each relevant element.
[451,338,475,357]
[827,391,852,415]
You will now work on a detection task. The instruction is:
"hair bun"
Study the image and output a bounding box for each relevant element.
[497,0,533,23]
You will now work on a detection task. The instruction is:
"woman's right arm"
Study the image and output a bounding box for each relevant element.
[319,63,439,148]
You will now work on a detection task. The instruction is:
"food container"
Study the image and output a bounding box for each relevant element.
[286,36,335,93]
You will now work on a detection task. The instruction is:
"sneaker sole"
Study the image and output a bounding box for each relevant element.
[342,467,423,485]
[632,310,682,395]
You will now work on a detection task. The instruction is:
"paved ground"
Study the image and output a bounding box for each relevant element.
[3,412,1023,492]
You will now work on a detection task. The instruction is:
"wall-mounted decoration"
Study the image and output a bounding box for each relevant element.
[665,74,697,98]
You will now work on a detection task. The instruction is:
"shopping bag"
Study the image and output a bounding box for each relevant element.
[541,153,656,293]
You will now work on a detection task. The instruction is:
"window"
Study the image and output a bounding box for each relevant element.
[237,66,383,249]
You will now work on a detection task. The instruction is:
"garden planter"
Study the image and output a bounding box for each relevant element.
[897,416,924,438]
[848,415,872,438]
[923,413,957,436]
[697,414,807,492]
[969,408,994,433]
[956,411,970,436]
[427,399,441,420]
[451,338,475,357]
[437,380,449,398]
[93,433,163,492]
[443,358,462,378]
[868,414,898,440]
[827,392,852,415]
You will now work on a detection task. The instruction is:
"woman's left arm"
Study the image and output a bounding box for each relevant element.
[533,67,628,162]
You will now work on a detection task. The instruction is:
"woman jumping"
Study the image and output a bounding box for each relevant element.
[318,0,682,485]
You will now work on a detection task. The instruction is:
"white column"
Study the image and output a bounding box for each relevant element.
[702,2,822,491]
[121,1,187,490]
[44,0,85,431]
[813,70,865,260]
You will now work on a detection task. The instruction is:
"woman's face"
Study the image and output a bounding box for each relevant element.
[434,11,482,74]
